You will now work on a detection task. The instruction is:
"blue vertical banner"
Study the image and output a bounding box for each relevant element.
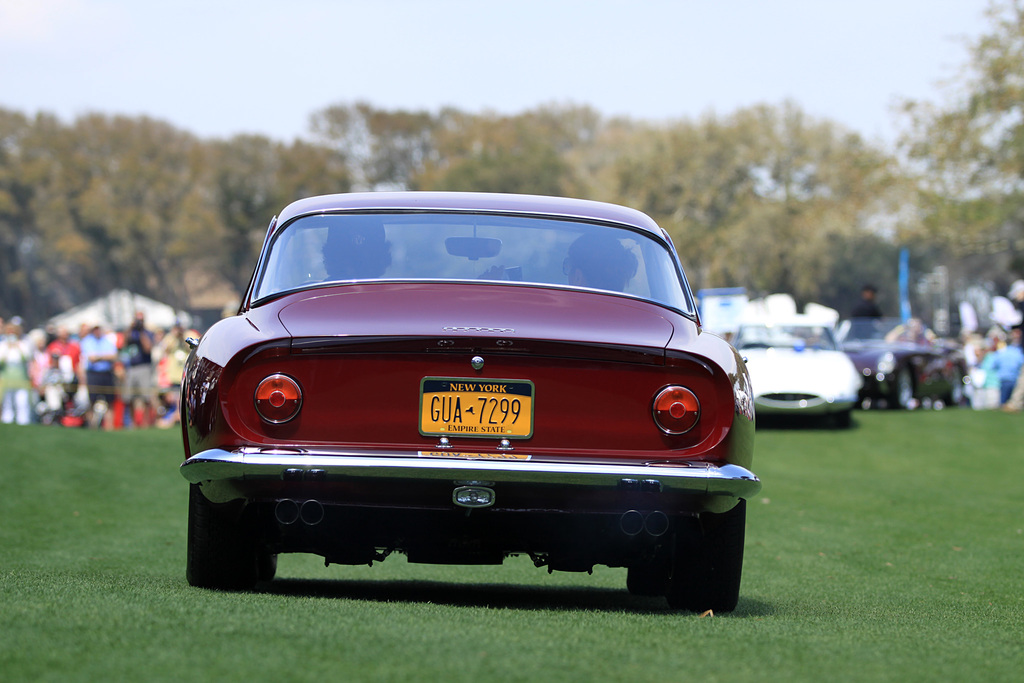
[899,247,911,323]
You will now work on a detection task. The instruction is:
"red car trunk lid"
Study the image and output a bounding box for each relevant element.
[274,283,679,353]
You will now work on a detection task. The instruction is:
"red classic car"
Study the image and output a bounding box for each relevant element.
[179,192,760,612]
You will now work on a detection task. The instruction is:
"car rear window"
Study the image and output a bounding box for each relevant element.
[252,212,693,314]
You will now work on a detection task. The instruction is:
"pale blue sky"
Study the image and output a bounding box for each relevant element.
[0,0,991,146]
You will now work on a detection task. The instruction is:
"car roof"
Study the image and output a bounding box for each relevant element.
[275,191,666,237]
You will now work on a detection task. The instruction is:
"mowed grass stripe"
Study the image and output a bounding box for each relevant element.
[1,411,1022,682]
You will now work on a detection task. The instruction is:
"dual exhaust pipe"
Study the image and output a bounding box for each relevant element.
[274,499,324,526]
[619,509,669,537]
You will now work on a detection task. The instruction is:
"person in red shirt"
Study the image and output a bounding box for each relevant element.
[45,326,81,377]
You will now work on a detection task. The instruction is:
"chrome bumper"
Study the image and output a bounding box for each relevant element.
[754,395,856,415]
[181,447,761,509]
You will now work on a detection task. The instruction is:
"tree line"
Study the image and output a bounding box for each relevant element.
[2,1,1022,330]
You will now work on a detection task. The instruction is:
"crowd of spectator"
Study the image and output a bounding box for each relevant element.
[964,280,1024,411]
[0,312,196,429]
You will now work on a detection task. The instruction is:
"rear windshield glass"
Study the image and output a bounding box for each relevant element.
[252,212,693,314]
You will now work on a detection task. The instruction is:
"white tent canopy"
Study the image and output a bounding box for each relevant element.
[47,289,191,332]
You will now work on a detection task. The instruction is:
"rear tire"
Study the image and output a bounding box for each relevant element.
[665,500,746,612]
[186,484,259,590]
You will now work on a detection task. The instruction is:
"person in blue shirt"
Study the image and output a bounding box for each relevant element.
[991,328,1024,406]
[79,322,119,428]
[1001,281,1024,412]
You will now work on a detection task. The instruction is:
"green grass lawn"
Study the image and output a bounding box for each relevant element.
[1,411,1022,682]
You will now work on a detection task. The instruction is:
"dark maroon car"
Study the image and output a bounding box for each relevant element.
[837,317,968,409]
[179,192,760,612]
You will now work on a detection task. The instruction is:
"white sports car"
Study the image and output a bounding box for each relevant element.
[734,317,863,428]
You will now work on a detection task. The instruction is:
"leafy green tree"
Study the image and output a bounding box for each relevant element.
[900,0,1024,279]
[604,102,901,309]
[418,106,583,195]
[59,114,210,309]
[311,102,590,195]
[5,113,219,319]
[210,135,351,297]
[311,102,435,190]
[0,108,40,319]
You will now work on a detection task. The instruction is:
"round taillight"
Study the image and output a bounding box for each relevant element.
[254,374,302,424]
[652,385,700,435]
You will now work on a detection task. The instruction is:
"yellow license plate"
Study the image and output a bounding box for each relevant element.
[420,378,534,438]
